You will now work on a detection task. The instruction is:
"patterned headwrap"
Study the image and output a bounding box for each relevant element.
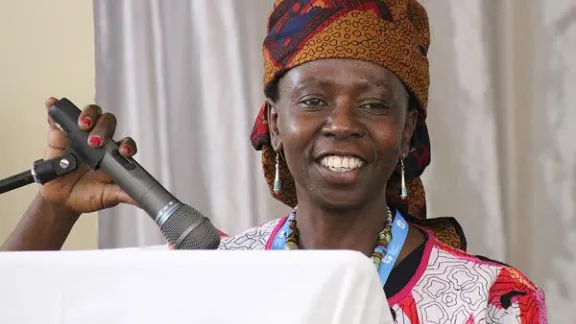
[250,0,466,249]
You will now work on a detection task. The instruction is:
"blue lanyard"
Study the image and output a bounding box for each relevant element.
[270,210,409,287]
[377,211,409,286]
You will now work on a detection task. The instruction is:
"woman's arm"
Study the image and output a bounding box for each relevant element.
[486,267,547,323]
[1,193,80,251]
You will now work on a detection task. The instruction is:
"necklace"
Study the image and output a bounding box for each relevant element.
[283,207,395,270]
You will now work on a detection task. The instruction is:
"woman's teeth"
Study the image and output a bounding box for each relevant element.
[319,155,365,172]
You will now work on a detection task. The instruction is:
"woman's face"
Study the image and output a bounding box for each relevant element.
[269,59,418,210]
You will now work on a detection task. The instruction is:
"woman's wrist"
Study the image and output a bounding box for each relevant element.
[35,193,81,224]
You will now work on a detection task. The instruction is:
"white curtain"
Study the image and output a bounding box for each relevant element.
[420,1,575,320]
[530,1,576,320]
[93,0,574,319]
[93,0,289,248]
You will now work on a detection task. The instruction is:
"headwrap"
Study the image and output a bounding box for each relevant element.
[250,0,466,250]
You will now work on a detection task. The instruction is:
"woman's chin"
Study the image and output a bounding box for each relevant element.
[309,188,370,212]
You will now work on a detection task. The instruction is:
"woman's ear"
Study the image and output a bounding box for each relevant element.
[402,108,418,155]
[267,101,283,152]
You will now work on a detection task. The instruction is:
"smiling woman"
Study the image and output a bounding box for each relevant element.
[2,0,547,322]
[243,0,547,322]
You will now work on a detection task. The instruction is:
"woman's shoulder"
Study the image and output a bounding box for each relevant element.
[217,217,285,251]
[427,237,547,321]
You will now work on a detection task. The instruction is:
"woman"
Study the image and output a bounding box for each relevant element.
[2,0,546,322]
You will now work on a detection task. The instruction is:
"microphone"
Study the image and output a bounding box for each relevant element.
[48,98,221,250]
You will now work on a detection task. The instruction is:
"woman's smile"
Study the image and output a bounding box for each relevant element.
[315,154,366,184]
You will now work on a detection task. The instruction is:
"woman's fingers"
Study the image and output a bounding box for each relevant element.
[87,112,117,148]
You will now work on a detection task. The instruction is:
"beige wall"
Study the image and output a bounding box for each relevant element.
[0,0,97,249]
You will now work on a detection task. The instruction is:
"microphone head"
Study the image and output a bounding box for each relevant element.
[159,204,221,250]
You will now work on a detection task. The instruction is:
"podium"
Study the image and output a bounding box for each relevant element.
[0,249,393,324]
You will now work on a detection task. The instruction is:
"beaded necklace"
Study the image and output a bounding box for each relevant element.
[283,207,395,270]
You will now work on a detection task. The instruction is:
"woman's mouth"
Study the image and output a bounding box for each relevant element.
[315,154,366,184]
[318,155,365,173]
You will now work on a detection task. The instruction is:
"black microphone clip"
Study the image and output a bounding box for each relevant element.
[0,138,87,195]
[0,97,109,195]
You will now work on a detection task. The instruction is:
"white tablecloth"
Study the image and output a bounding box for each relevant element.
[0,250,393,324]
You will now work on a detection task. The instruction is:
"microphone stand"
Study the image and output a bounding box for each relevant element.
[0,150,81,195]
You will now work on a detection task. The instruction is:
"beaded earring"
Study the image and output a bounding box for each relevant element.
[400,157,407,200]
[273,152,281,194]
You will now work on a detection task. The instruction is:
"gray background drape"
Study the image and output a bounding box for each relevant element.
[94,0,575,319]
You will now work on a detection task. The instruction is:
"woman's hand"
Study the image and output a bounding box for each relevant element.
[39,96,137,214]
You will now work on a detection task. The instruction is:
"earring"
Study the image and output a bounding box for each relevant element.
[273,152,281,194]
[400,157,407,200]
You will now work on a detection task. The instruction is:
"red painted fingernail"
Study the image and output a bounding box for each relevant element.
[123,145,132,155]
[80,117,92,127]
[88,136,102,147]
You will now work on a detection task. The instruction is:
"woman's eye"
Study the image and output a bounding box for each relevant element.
[361,102,390,112]
[301,98,326,106]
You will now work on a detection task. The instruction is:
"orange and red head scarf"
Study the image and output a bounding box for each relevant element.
[250,0,431,220]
